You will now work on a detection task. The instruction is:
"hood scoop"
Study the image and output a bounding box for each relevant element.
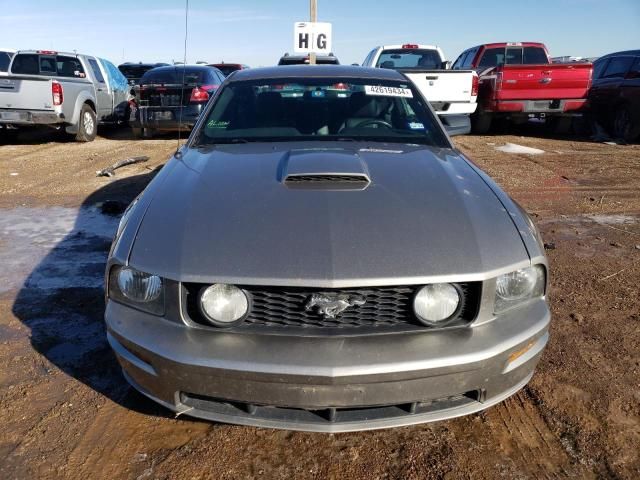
[280,150,371,190]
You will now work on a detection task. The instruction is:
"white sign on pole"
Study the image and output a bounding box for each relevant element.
[293,22,332,54]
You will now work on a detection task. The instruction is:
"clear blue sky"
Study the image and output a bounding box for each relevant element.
[1,0,638,66]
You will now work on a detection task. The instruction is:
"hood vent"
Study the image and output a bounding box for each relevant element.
[279,150,371,190]
[284,173,370,189]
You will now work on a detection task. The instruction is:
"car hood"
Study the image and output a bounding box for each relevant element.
[129,142,529,286]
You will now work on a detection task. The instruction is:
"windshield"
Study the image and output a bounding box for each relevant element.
[194,78,449,147]
[376,49,442,70]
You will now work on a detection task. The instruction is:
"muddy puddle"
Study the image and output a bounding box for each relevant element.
[0,206,118,294]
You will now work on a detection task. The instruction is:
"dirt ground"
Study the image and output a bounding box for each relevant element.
[0,125,639,479]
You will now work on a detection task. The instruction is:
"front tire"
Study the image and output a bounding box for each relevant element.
[612,105,639,142]
[75,104,97,142]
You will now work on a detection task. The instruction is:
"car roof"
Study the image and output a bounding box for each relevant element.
[148,65,217,72]
[119,62,169,67]
[472,42,547,50]
[380,44,439,50]
[15,49,90,57]
[597,50,640,59]
[230,65,405,81]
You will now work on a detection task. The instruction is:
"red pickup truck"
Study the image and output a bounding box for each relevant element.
[452,42,593,133]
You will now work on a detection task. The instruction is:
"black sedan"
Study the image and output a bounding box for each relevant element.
[130,65,225,138]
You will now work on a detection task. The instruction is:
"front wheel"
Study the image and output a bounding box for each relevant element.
[75,104,97,142]
[613,105,639,142]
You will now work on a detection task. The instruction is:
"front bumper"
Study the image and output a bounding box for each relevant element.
[0,108,64,125]
[130,105,203,131]
[106,298,550,432]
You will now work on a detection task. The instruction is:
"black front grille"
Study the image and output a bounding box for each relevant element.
[183,283,481,334]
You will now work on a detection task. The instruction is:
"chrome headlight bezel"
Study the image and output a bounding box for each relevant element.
[494,265,546,314]
[413,283,463,327]
[108,265,165,316]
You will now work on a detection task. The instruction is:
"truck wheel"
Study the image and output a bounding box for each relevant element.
[613,105,639,142]
[471,111,492,134]
[75,104,97,142]
[0,126,19,144]
[547,117,572,136]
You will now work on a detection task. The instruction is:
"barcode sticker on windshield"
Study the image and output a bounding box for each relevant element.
[364,85,413,98]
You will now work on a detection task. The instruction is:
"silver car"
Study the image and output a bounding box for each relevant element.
[105,65,550,432]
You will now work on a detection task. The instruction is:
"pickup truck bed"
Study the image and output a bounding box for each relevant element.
[362,45,478,133]
[454,42,593,133]
[481,63,592,112]
[0,75,68,124]
[399,69,478,116]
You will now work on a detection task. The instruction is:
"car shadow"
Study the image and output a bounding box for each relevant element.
[10,166,174,418]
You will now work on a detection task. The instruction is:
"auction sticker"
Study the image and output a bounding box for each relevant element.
[364,85,413,98]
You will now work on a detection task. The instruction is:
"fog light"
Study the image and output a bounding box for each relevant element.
[414,283,461,326]
[199,284,249,327]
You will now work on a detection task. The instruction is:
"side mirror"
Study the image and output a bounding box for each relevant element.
[440,60,452,70]
[440,114,470,136]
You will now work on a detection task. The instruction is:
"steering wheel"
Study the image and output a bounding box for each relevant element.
[354,119,394,130]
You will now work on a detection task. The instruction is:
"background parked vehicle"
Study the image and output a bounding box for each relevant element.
[0,48,16,76]
[588,50,640,142]
[453,42,593,133]
[278,53,340,65]
[0,50,133,142]
[362,44,478,132]
[208,62,250,76]
[118,62,170,86]
[130,64,224,137]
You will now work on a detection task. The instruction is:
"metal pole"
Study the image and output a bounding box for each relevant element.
[309,0,317,65]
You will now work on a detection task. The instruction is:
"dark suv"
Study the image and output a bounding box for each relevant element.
[589,50,640,142]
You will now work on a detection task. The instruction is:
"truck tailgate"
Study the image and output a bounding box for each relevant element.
[494,63,592,101]
[402,70,476,102]
[0,76,55,111]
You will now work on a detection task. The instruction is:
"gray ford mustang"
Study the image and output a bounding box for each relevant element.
[105,65,550,432]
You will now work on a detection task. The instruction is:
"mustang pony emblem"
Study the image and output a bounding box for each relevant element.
[305,293,366,318]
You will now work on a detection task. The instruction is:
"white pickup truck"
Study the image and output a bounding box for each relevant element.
[362,44,478,133]
[0,50,131,142]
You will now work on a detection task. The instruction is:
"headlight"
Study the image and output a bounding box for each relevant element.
[413,283,461,326]
[495,265,545,313]
[199,284,249,327]
[108,265,164,315]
